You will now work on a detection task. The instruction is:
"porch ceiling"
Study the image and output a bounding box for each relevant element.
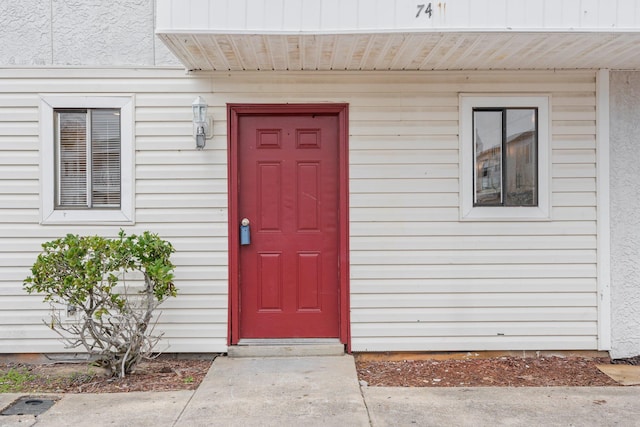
[157,31,640,72]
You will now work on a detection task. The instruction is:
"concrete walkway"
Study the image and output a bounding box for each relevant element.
[363,387,640,426]
[1,355,639,427]
[176,356,369,426]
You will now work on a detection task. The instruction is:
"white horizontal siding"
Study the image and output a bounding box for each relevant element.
[350,235,596,250]
[353,322,597,337]
[157,0,640,32]
[423,208,586,221]
[0,69,227,354]
[0,68,599,353]
[353,307,597,323]
[350,250,596,265]
[338,70,598,352]
[353,279,597,294]
[352,336,598,352]
[351,293,597,308]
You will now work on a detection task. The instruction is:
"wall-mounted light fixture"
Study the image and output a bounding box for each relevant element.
[192,96,212,150]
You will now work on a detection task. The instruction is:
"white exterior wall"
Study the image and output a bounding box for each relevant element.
[157,0,640,32]
[0,69,226,353]
[610,71,640,359]
[0,0,179,67]
[341,71,599,351]
[0,68,600,353]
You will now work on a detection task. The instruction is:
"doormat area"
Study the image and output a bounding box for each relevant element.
[596,365,640,386]
[1,396,57,416]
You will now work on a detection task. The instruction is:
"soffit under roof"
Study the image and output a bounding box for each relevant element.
[157,31,640,71]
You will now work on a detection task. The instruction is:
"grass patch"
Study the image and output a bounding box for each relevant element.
[0,367,36,393]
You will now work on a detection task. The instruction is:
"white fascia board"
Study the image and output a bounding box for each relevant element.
[156,0,640,34]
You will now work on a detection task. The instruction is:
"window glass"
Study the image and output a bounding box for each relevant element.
[57,111,88,207]
[473,108,537,207]
[55,109,121,209]
[474,110,502,206]
[91,109,121,207]
[505,109,537,206]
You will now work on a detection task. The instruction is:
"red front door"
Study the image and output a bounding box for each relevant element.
[236,112,340,338]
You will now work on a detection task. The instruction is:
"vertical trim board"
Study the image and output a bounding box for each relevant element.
[596,69,611,350]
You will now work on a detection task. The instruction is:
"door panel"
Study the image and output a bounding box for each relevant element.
[238,114,340,338]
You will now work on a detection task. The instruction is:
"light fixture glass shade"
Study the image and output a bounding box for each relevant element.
[192,96,207,124]
[192,96,210,150]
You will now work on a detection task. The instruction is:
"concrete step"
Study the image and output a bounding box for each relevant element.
[228,339,345,358]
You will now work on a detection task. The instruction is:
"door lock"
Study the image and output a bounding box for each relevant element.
[240,218,251,245]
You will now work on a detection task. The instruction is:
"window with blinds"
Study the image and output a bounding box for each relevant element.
[55,109,121,209]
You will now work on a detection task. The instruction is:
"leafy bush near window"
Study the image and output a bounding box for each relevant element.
[24,230,177,378]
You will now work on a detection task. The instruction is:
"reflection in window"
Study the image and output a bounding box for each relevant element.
[473,108,537,207]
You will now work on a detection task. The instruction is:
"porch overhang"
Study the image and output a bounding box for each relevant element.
[156,0,640,71]
[157,30,640,72]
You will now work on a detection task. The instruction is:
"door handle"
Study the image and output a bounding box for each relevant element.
[240,218,251,245]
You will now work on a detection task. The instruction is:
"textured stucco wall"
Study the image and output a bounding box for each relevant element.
[610,71,640,358]
[0,1,52,65]
[0,0,180,67]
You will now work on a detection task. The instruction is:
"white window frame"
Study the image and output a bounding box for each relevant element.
[459,94,551,221]
[40,95,134,225]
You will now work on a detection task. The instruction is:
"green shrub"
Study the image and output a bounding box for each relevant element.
[24,230,177,378]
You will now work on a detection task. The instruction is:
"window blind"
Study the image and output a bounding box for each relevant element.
[55,109,121,209]
[57,111,88,207]
[91,110,121,207]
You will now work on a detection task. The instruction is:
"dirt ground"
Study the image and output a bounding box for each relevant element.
[355,355,632,387]
[2,354,637,393]
[0,358,214,394]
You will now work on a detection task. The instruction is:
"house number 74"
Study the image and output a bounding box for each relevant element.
[416,3,433,18]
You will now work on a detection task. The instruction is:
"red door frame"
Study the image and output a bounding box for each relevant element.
[227,103,350,350]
